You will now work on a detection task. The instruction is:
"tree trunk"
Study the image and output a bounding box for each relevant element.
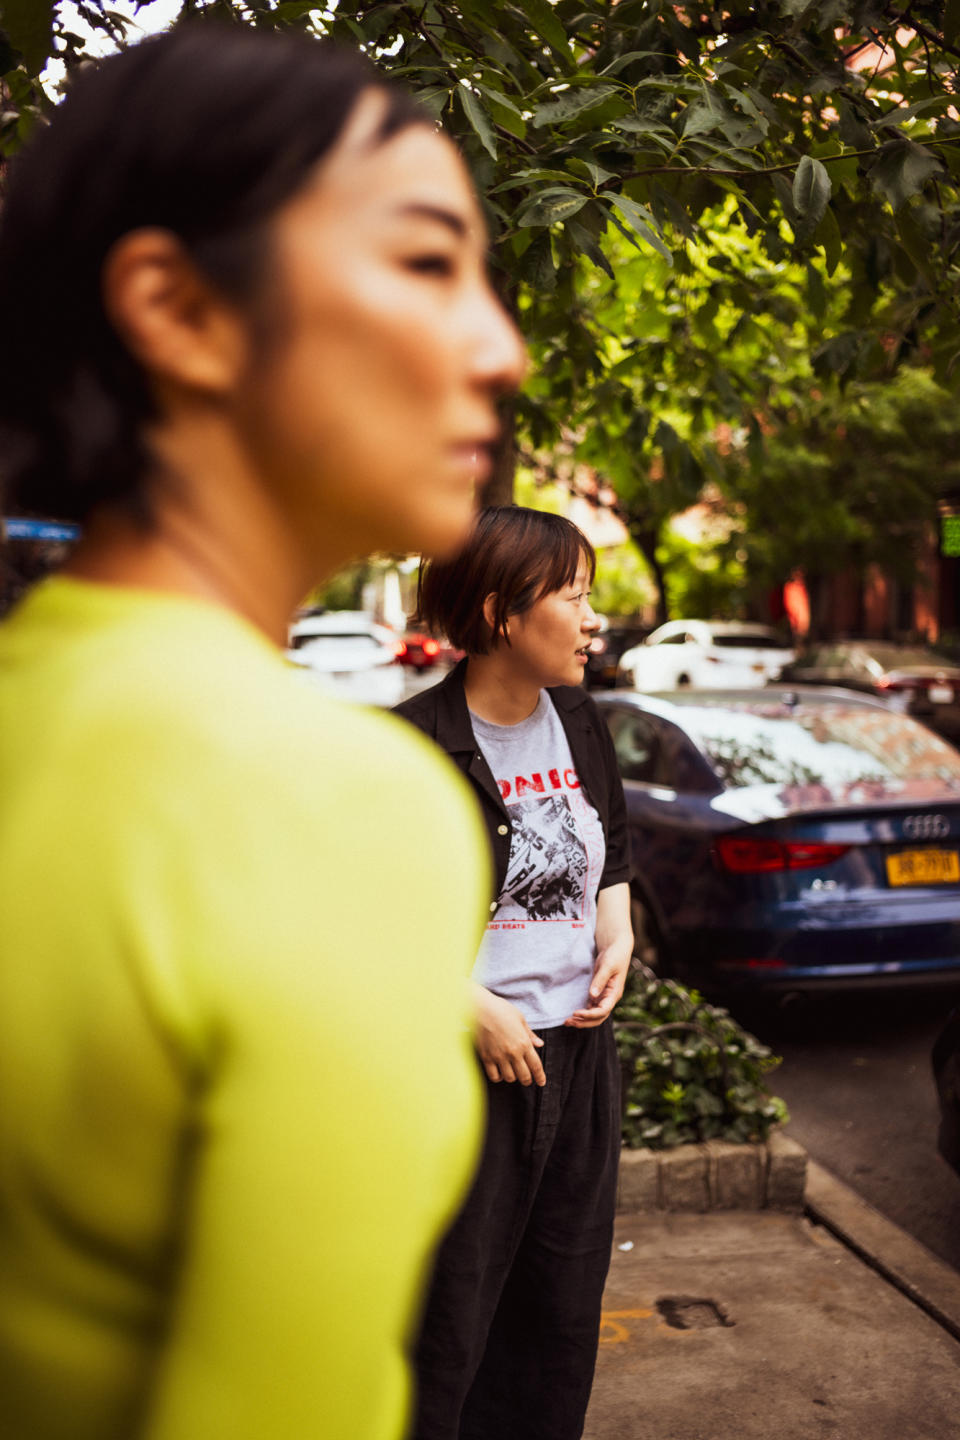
[632,525,669,626]
[478,399,517,509]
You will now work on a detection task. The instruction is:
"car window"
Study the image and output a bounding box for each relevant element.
[710,633,786,650]
[673,700,960,790]
[294,634,384,654]
[604,709,665,785]
[656,633,687,646]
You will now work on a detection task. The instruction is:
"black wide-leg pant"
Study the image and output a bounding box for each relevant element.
[411,1022,621,1440]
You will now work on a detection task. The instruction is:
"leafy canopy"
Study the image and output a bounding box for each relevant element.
[4,1,960,599]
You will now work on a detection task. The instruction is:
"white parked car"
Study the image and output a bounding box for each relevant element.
[286,610,405,707]
[616,620,795,691]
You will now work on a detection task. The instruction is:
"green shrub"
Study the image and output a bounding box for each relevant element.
[615,965,788,1150]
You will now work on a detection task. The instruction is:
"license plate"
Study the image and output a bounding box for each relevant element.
[886,849,960,886]
[929,685,955,704]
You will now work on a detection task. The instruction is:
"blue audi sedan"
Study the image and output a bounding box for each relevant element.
[595,687,960,996]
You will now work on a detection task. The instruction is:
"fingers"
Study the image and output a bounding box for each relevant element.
[482,1040,546,1086]
[502,1044,546,1086]
[588,959,618,1004]
[566,991,618,1027]
[527,1046,546,1087]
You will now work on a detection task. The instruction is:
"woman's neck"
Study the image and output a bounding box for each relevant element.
[463,654,542,726]
[65,414,342,648]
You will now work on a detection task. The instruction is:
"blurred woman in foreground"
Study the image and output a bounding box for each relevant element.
[396,507,632,1440]
[0,27,523,1440]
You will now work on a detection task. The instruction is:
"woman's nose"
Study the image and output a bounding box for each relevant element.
[470,286,528,395]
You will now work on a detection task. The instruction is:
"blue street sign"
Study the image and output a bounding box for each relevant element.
[3,518,80,543]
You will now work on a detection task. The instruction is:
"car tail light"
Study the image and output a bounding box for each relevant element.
[423,638,440,658]
[394,640,407,660]
[875,675,925,693]
[715,958,788,970]
[715,836,851,873]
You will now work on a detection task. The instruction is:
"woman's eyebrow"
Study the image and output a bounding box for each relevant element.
[393,202,470,237]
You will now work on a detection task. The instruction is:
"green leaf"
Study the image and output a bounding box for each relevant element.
[838,99,874,152]
[869,139,944,210]
[1,0,54,71]
[510,0,575,65]
[515,187,588,227]
[457,84,497,160]
[416,86,451,122]
[600,49,662,75]
[532,84,620,128]
[601,191,672,264]
[610,116,675,141]
[895,208,937,286]
[815,205,843,276]
[477,85,527,140]
[792,155,832,234]
[565,155,617,189]
[682,99,720,140]
[565,218,615,279]
[806,260,827,323]
[518,230,557,293]
[869,95,955,130]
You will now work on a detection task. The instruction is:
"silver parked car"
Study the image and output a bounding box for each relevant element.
[287,610,405,707]
[618,619,795,692]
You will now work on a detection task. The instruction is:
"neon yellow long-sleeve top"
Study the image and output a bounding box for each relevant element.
[0,575,486,1440]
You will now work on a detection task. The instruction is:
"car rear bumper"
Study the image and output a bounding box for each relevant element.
[669,916,960,992]
[697,957,960,993]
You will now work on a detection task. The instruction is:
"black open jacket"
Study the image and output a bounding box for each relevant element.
[394,660,630,911]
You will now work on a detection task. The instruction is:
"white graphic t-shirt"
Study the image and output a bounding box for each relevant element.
[470,691,606,1028]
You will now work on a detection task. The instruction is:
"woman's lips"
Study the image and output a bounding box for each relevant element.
[450,442,493,480]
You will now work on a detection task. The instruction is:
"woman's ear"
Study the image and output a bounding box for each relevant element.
[102,228,249,397]
[482,591,501,644]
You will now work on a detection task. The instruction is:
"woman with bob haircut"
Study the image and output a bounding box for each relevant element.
[0,26,524,1440]
[395,505,632,1440]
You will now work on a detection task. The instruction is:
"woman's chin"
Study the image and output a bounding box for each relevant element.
[406,495,478,561]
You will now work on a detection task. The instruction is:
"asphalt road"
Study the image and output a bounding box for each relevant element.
[729,988,960,1273]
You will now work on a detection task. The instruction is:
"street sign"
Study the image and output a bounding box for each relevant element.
[2,518,80,542]
[942,513,960,559]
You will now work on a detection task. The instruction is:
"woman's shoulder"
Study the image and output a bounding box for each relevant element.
[547,683,603,725]
[392,662,466,739]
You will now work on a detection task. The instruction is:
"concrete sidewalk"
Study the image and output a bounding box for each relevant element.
[585,1169,960,1440]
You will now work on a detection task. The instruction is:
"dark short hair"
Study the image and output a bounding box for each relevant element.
[418,506,596,655]
[0,26,425,526]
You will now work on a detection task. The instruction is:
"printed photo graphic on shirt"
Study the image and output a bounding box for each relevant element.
[497,793,588,921]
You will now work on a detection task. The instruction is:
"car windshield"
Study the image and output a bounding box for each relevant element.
[671,700,960,791]
[857,643,958,670]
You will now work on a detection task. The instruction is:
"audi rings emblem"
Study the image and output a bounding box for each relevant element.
[902,813,950,840]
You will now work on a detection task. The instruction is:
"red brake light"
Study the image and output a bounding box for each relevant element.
[715,836,850,873]
[875,675,922,692]
[423,638,440,657]
[394,640,407,660]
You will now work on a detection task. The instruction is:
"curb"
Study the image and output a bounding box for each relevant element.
[804,1159,960,1343]
[618,1131,807,1213]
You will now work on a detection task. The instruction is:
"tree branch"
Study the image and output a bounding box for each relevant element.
[619,133,960,184]
[888,7,960,64]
